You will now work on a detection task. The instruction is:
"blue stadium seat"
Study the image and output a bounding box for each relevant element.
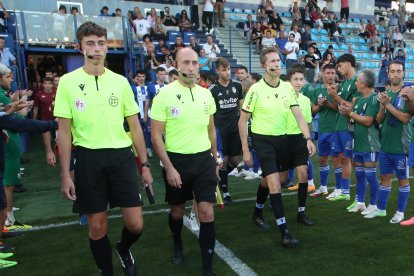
[360,45,369,51]
[378,26,385,32]
[340,44,348,50]
[372,53,381,60]
[224,7,232,13]
[358,37,366,44]
[363,53,371,59]
[229,14,239,21]
[407,55,414,61]
[311,28,319,35]
[233,8,243,14]
[353,18,360,23]
[321,36,330,42]
[299,50,307,56]
[183,32,196,44]
[353,45,360,51]
[349,37,358,43]
[354,52,362,59]
[320,29,328,35]
[361,19,368,24]
[168,31,181,42]
[320,43,328,50]
[405,63,413,70]
[244,9,253,14]
[313,36,319,42]
[333,44,340,50]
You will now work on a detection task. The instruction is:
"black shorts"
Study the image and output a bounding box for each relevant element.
[73,147,142,214]
[164,150,217,205]
[279,134,309,171]
[251,133,288,177]
[220,130,242,157]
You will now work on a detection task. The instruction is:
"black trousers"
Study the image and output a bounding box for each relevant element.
[202,11,213,31]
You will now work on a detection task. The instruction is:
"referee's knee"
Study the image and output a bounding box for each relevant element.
[88,221,108,240]
[125,220,143,235]
[197,206,214,223]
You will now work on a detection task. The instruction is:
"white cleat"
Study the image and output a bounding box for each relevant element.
[189,212,199,231]
[228,168,238,176]
[361,205,377,215]
[348,203,366,213]
[235,169,251,178]
[389,211,404,224]
[245,172,260,180]
[326,189,341,199]
[364,208,386,219]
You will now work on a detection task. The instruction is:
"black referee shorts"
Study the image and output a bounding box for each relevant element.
[251,133,288,177]
[220,130,242,157]
[73,147,142,214]
[163,150,217,205]
[279,134,309,171]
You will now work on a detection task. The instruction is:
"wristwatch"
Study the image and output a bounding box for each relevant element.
[141,162,151,168]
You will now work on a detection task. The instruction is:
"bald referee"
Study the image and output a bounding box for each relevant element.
[151,47,218,276]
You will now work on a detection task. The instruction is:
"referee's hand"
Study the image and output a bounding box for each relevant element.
[61,177,76,201]
[243,150,253,167]
[165,167,182,188]
[307,140,316,157]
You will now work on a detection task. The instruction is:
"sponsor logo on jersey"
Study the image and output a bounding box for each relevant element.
[74,99,86,111]
[170,106,181,118]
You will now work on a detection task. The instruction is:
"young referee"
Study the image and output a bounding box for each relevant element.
[151,47,218,275]
[239,48,316,247]
[54,22,153,276]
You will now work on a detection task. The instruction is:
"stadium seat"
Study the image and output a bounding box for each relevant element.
[333,44,340,50]
[360,45,369,51]
[348,37,358,43]
[353,18,360,23]
[354,52,362,59]
[320,29,328,35]
[378,26,385,32]
[321,36,330,42]
[233,8,243,14]
[340,44,348,50]
[299,50,307,56]
[229,14,239,21]
[405,63,413,70]
[183,32,196,44]
[313,36,319,42]
[372,53,380,60]
[361,19,368,24]
[353,45,359,51]
[408,55,414,61]
[168,31,181,42]
[224,7,232,13]
[358,37,366,44]
[311,28,319,35]
[244,9,253,14]
[363,53,371,59]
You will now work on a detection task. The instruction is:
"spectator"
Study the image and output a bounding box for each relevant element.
[378,51,391,85]
[26,58,37,84]
[290,1,301,18]
[142,34,153,55]
[310,42,322,59]
[289,25,301,44]
[178,10,193,32]
[346,44,355,56]
[168,69,179,82]
[133,12,151,39]
[203,35,220,60]
[0,37,15,67]
[380,32,393,53]
[244,14,254,40]
[320,52,335,69]
[147,8,157,26]
[320,7,329,27]
[151,16,167,41]
[251,22,263,53]
[0,1,9,32]
[170,36,186,54]
[114,8,122,17]
[275,31,288,62]
[369,30,381,53]
[307,0,319,13]
[357,21,368,40]
[264,23,277,38]
[313,7,324,31]
[392,27,405,48]
[158,56,176,81]
[388,9,399,38]
[198,48,212,72]
[330,21,346,46]
[302,6,313,27]
[51,5,67,48]
[393,47,407,65]
[53,75,60,90]
[301,45,319,83]
[261,30,277,49]
[301,24,313,50]
[203,0,214,34]
[268,11,283,30]
[159,45,171,65]
[191,0,201,30]
[263,0,274,17]
[129,7,141,29]
[155,37,168,54]
[398,5,407,33]
[285,33,300,69]
[143,43,156,79]
[291,13,303,31]
[279,23,289,36]
[189,36,201,54]
[100,6,110,17]
[407,11,414,32]
[162,7,179,32]
[70,7,79,15]
[256,8,268,24]
[214,0,225,28]
[365,19,376,39]
[340,0,349,23]
[322,44,334,60]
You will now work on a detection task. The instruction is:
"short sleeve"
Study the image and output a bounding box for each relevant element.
[209,91,216,115]
[33,94,40,108]
[53,78,72,119]
[122,79,140,117]
[303,99,313,123]
[366,96,380,117]
[289,87,298,107]
[149,93,167,122]
[242,87,257,113]
[147,84,155,100]
[236,82,243,101]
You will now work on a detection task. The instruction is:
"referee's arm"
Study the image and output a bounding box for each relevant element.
[58,118,76,201]
[151,119,182,188]
[208,115,218,162]
[238,110,252,167]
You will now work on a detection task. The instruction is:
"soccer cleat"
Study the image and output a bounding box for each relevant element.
[0,252,13,259]
[287,183,299,191]
[297,212,314,226]
[400,216,414,226]
[309,187,328,197]
[0,259,17,268]
[328,193,350,201]
[307,185,316,193]
[361,205,377,215]
[235,169,250,178]
[0,242,14,252]
[252,214,271,229]
[4,220,32,232]
[364,209,386,219]
[171,244,183,265]
[115,242,137,276]
[281,180,295,189]
[281,230,299,248]
[223,195,234,205]
[227,168,238,176]
[346,200,358,210]
[189,212,199,231]
[1,231,24,239]
[348,203,366,213]
[389,211,404,224]
[244,172,260,180]
[326,189,342,199]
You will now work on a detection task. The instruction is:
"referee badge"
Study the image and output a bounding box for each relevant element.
[74,99,86,111]
[170,106,181,118]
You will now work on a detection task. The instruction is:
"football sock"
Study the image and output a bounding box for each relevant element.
[341,178,350,195]
[355,166,366,203]
[252,150,260,173]
[335,167,342,190]
[269,193,287,236]
[89,235,113,276]
[320,165,329,188]
[365,167,379,205]
[168,213,183,247]
[219,169,229,194]
[397,185,411,212]
[118,226,142,253]
[199,221,215,273]
[254,184,269,217]
[307,159,314,181]
[377,185,391,211]
[298,182,308,211]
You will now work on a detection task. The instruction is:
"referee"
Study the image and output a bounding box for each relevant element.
[239,47,316,247]
[54,22,153,276]
[151,47,218,276]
